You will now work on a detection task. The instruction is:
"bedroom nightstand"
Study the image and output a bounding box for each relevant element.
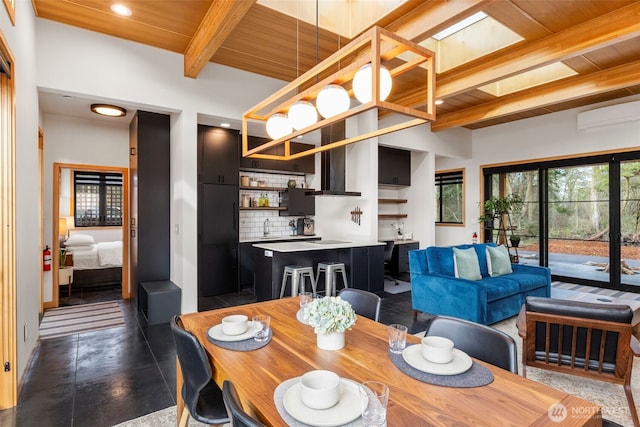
[59,267,73,302]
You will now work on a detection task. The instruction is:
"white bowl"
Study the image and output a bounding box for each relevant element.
[421,336,454,364]
[300,370,340,410]
[221,314,248,336]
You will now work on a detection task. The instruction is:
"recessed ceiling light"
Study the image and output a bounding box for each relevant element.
[90,104,127,117]
[435,99,444,105]
[110,4,132,17]
[432,12,487,40]
[220,123,231,128]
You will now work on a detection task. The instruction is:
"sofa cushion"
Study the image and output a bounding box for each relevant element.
[486,245,513,277]
[453,247,482,280]
[509,273,549,293]
[425,246,456,276]
[481,276,521,301]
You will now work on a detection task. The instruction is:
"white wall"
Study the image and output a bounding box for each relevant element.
[1,0,41,383]
[435,94,640,247]
[41,114,129,301]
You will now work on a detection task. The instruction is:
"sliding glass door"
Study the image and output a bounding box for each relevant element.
[483,151,640,292]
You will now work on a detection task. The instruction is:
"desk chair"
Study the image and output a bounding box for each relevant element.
[424,315,518,373]
[222,380,268,427]
[170,316,230,427]
[338,288,382,322]
[517,297,639,427]
[383,241,397,285]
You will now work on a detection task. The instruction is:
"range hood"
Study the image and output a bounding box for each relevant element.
[312,121,362,197]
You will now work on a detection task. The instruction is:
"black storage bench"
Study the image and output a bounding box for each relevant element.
[139,280,181,325]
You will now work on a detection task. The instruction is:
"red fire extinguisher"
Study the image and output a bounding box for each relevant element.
[472,232,478,244]
[43,246,52,271]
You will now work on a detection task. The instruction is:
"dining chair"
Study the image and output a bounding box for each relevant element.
[517,297,639,427]
[423,315,518,373]
[222,380,268,427]
[338,288,382,322]
[383,241,397,285]
[170,315,230,427]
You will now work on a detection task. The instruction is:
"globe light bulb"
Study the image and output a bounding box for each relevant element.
[316,84,351,119]
[352,63,392,104]
[288,100,318,131]
[265,113,292,139]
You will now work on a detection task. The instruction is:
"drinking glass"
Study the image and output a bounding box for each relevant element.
[299,292,314,310]
[252,315,271,342]
[387,324,407,354]
[359,381,389,427]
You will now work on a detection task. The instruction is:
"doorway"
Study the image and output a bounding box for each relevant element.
[51,163,130,308]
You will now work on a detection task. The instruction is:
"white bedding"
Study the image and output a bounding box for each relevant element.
[69,241,122,269]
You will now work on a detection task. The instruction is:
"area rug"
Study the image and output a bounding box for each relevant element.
[112,406,209,427]
[39,301,125,339]
[384,279,411,294]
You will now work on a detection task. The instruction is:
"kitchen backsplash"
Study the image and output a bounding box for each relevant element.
[239,171,309,241]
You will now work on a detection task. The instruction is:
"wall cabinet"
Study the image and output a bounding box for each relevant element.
[200,126,240,185]
[279,188,315,216]
[240,138,315,174]
[129,111,171,302]
[378,146,411,186]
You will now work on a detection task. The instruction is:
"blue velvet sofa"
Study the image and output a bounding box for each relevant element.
[409,243,551,325]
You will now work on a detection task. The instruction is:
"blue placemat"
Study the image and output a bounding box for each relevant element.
[389,345,493,388]
[207,329,272,351]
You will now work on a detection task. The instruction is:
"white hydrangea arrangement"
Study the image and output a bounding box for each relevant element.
[303,296,356,334]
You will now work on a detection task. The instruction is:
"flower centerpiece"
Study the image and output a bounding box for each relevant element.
[304,296,356,350]
[391,222,404,237]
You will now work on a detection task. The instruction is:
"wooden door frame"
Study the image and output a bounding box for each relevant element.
[50,163,130,308]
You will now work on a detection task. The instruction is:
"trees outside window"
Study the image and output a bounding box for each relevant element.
[435,169,464,225]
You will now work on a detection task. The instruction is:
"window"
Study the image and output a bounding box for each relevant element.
[74,171,123,227]
[435,169,464,225]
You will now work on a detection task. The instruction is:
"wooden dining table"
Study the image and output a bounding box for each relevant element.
[177,298,602,426]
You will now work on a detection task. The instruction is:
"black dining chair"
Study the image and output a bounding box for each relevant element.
[170,315,230,427]
[338,288,382,322]
[222,380,268,427]
[383,240,397,285]
[423,315,518,374]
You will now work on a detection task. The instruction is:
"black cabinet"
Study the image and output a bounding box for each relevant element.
[392,242,419,275]
[240,137,315,174]
[129,111,171,302]
[199,125,240,185]
[197,125,239,302]
[279,188,315,216]
[348,246,384,295]
[378,146,411,186]
[239,242,254,291]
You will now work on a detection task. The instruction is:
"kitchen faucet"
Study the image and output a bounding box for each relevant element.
[263,218,270,237]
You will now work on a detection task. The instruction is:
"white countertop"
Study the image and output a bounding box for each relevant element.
[252,240,385,252]
[240,235,319,244]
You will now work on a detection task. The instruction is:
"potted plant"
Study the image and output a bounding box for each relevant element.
[303,296,356,350]
[478,193,523,224]
[510,235,521,248]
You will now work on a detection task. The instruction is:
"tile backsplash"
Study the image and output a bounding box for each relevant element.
[239,171,310,241]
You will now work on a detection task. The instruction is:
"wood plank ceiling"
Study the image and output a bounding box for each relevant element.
[32,0,640,131]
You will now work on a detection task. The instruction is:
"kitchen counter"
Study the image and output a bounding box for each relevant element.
[252,240,384,301]
[253,240,384,252]
[240,235,319,244]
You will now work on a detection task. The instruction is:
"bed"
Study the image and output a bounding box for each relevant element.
[64,233,123,293]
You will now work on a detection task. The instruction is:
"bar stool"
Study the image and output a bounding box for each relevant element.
[315,262,349,296]
[280,265,317,298]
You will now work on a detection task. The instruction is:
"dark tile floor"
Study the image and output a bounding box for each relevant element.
[0,285,423,427]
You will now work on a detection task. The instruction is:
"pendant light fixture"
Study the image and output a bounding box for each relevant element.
[288,100,318,130]
[265,113,292,139]
[352,63,393,104]
[316,84,350,119]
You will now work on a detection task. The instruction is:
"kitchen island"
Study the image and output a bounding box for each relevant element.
[252,240,384,301]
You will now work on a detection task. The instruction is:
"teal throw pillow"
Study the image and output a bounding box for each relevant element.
[486,245,513,277]
[452,247,482,281]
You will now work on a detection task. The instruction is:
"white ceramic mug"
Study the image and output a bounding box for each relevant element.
[300,370,340,410]
[421,336,454,364]
[221,314,248,336]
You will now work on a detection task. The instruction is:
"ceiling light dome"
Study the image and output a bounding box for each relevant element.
[288,100,318,131]
[265,113,292,139]
[90,104,127,117]
[352,63,392,104]
[316,84,350,119]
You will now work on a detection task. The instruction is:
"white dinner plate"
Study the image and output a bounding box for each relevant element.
[296,309,310,325]
[283,379,361,427]
[402,345,472,376]
[207,321,259,342]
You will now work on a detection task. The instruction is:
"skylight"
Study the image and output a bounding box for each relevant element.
[432,12,487,40]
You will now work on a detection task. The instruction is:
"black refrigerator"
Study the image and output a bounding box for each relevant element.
[197,125,239,305]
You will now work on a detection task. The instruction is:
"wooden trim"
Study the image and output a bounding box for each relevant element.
[38,129,44,315]
[0,27,16,409]
[2,0,15,26]
[51,163,130,308]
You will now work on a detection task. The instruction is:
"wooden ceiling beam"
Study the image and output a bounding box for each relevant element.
[437,2,640,98]
[184,0,256,78]
[431,59,640,132]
